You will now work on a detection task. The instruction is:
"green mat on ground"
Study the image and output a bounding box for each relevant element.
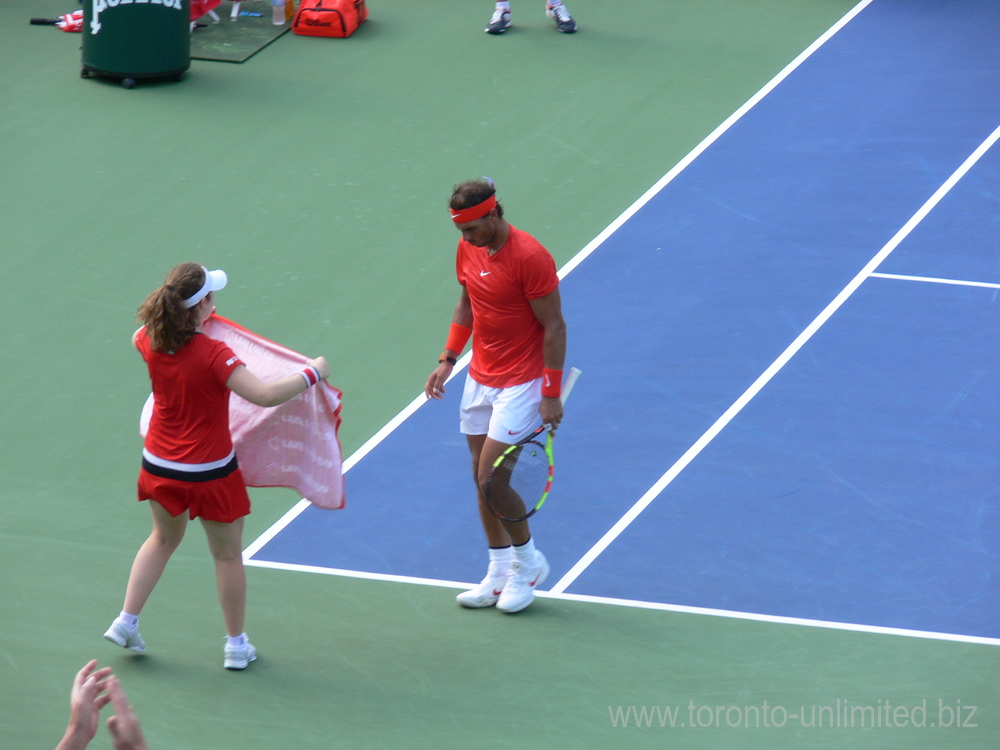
[190,1,290,63]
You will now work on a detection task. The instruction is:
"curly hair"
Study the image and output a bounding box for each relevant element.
[449,178,503,218]
[136,263,206,353]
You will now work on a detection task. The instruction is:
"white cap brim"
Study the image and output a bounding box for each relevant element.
[184,267,228,308]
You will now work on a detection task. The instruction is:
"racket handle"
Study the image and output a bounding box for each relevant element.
[31,17,59,24]
[541,367,581,433]
[560,367,581,405]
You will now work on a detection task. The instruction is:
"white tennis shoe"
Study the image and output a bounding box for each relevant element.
[496,552,549,613]
[224,639,258,670]
[457,569,510,608]
[103,620,146,653]
[545,3,576,33]
[485,7,512,34]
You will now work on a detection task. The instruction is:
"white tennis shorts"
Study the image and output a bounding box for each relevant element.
[459,375,542,444]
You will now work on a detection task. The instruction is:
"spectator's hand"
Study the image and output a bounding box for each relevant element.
[56,660,113,750]
[105,677,149,750]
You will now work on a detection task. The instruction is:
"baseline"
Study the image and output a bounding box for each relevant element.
[247,557,1000,647]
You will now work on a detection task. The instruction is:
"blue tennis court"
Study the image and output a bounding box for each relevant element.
[247,0,999,644]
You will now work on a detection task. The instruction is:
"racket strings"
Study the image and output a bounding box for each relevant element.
[487,441,552,521]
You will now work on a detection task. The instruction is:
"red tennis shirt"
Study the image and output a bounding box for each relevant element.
[456,225,559,388]
[135,327,244,466]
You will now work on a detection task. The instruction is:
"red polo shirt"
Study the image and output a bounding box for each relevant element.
[456,225,559,388]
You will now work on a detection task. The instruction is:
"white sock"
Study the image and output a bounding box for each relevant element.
[118,611,139,631]
[497,1,510,10]
[512,537,537,564]
[227,633,248,648]
[488,546,513,576]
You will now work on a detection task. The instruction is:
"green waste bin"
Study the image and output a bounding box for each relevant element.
[82,0,190,87]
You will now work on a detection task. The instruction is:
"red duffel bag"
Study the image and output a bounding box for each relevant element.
[292,0,367,37]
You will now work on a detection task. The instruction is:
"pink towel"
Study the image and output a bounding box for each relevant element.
[141,315,345,509]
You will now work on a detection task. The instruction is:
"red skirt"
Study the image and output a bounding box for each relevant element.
[190,0,222,20]
[138,466,250,523]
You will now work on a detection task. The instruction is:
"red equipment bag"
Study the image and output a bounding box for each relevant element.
[292,0,367,38]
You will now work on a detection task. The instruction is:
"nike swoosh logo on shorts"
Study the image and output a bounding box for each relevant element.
[480,271,491,276]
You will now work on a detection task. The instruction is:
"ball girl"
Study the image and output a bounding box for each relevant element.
[104,263,329,670]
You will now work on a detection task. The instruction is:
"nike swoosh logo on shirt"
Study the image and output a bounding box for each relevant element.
[480,271,491,276]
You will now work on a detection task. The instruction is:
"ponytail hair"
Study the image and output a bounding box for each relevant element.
[137,263,206,353]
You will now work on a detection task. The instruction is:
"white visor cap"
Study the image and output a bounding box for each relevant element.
[183,267,228,308]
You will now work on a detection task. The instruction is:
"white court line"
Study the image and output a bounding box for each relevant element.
[246,558,1000,647]
[549,593,1000,647]
[244,125,1000,648]
[245,558,474,590]
[548,122,1000,595]
[870,272,1000,290]
[241,350,471,561]
[556,0,876,281]
[244,0,877,562]
[241,3,1000,648]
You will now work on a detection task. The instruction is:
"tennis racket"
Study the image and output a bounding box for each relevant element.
[484,367,581,522]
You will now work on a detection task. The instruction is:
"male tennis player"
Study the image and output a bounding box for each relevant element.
[425,178,567,613]
[485,1,576,34]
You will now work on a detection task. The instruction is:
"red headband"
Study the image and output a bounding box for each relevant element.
[450,195,496,223]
